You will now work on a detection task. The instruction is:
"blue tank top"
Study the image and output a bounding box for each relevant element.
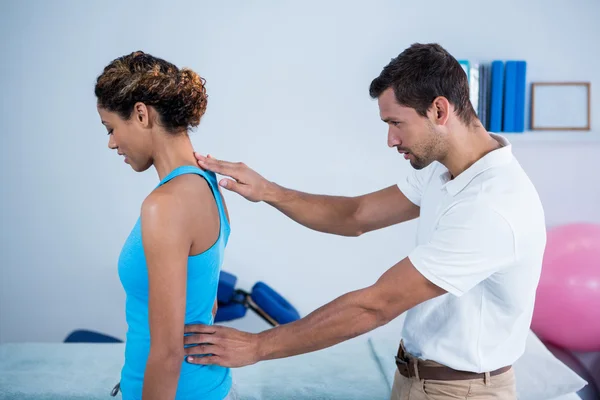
[117,165,232,400]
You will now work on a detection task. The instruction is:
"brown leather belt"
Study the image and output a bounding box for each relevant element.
[395,344,512,381]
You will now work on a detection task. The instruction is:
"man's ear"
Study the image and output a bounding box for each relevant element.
[429,96,451,126]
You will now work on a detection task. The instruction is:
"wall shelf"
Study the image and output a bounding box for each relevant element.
[498,131,600,143]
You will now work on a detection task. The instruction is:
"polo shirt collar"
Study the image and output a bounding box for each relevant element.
[439,133,512,196]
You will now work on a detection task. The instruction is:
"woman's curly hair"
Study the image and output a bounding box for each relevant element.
[95,51,207,133]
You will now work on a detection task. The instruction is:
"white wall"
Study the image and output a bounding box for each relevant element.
[1,0,599,346]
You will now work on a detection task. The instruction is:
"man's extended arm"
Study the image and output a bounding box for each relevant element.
[183,257,445,367]
[195,154,419,236]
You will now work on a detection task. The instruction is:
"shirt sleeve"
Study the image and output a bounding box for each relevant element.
[396,165,433,207]
[408,202,516,297]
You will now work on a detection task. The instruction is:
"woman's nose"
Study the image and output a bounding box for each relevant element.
[108,135,117,150]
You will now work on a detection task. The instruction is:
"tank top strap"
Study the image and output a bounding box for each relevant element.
[157,165,230,240]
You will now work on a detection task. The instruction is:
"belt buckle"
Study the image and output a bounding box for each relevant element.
[395,355,408,366]
[395,355,414,378]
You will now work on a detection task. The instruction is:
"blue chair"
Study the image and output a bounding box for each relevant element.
[215,271,301,326]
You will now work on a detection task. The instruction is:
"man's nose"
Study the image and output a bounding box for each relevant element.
[388,129,401,148]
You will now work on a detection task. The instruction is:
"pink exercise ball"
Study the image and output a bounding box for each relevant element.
[531,223,600,351]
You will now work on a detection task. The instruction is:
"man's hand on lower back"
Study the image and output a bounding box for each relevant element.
[183,324,261,368]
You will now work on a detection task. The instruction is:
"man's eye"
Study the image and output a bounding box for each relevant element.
[107,129,113,135]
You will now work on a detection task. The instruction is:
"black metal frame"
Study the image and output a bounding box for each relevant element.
[227,288,279,327]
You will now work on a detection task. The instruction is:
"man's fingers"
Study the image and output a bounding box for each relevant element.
[194,152,207,161]
[194,153,229,173]
[194,153,240,177]
[186,355,222,366]
[183,333,221,347]
[219,178,248,194]
[184,343,222,356]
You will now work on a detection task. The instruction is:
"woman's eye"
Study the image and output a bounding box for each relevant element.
[107,129,113,135]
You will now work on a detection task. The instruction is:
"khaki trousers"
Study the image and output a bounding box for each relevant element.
[390,349,516,400]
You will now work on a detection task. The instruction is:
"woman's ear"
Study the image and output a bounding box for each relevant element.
[133,102,150,128]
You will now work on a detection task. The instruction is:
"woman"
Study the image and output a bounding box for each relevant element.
[95,51,235,400]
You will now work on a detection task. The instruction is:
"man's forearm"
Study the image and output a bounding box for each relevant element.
[256,287,389,361]
[264,183,362,236]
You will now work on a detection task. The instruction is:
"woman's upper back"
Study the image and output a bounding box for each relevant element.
[147,164,231,313]
[152,164,230,257]
[119,165,231,301]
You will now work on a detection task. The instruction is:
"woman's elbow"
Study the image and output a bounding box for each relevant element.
[148,345,185,369]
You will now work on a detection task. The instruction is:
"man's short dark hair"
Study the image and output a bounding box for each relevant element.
[369,43,476,126]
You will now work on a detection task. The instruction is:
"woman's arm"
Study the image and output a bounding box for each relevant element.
[140,191,192,400]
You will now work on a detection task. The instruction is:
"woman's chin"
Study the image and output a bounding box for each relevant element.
[129,161,153,173]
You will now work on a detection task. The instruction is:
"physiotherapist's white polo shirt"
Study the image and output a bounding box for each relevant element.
[397,133,547,373]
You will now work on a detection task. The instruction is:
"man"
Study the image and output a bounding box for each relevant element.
[183,43,546,399]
